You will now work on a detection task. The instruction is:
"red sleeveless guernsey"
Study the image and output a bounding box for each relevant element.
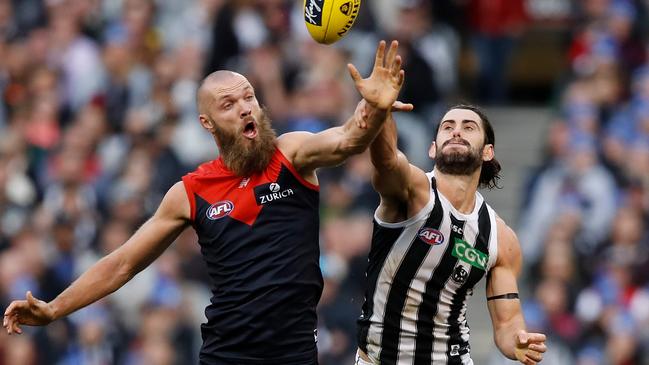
[182,148,323,364]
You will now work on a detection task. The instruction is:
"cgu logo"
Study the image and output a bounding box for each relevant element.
[206,201,234,220]
[452,239,488,270]
[418,228,444,245]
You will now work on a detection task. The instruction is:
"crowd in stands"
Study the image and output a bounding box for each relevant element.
[0,0,647,364]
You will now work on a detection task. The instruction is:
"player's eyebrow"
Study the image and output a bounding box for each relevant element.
[440,119,480,128]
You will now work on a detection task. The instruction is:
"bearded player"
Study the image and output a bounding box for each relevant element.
[3,40,412,365]
[355,105,547,365]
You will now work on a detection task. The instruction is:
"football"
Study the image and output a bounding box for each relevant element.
[303,0,361,45]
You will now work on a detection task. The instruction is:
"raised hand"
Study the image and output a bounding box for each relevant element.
[514,330,547,364]
[348,40,406,111]
[3,291,56,334]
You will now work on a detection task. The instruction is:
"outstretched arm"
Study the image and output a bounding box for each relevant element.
[3,182,191,334]
[279,40,411,177]
[487,218,547,364]
[369,111,429,222]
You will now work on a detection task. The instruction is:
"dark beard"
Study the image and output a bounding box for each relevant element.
[215,111,277,177]
[435,139,483,176]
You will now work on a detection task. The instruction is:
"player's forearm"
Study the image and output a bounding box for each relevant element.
[494,315,527,360]
[49,252,133,320]
[370,113,399,171]
[339,102,388,155]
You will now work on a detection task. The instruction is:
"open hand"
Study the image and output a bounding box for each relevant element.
[514,330,547,364]
[3,291,55,334]
[348,40,406,111]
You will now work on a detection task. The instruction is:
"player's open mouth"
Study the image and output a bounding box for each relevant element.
[243,120,258,139]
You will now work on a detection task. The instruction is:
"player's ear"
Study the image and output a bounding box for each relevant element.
[429,141,436,159]
[199,115,215,132]
[482,144,494,162]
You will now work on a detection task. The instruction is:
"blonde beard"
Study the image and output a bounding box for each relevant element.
[214,111,277,177]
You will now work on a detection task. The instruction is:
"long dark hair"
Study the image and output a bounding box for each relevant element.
[439,104,502,189]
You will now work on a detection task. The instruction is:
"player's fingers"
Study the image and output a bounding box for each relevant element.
[347,64,362,83]
[392,101,414,112]
[385,40,398,69]
[398,69,405,87]
[374,40,386,68]
[519,356,537,365]
[26,291,37,306]
[528,343,547,353]
[527,333,546,343]
[12,319,22,334]
[4,301,20,319]
[526,350,543,362]
[391,55,402,77]
[5,314,16,334]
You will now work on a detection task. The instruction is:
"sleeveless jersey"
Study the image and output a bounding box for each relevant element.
[182,148,323,364]
[357,173,499,365]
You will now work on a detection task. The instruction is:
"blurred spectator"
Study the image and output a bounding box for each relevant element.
[391,0,460,116]
[467,0,529,103]
[519,133,617,263]
[0,1,646,364]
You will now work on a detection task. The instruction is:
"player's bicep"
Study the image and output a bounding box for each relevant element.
[279,129,350,172]
[486,265,521,323]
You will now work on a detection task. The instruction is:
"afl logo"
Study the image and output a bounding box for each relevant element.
[269,183,280,192]
[418,228,444,245]
[206,201,234,220]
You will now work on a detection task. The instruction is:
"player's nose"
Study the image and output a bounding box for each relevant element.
[240,106,252,119]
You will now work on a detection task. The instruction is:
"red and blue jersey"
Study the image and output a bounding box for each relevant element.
[182,148,323,364]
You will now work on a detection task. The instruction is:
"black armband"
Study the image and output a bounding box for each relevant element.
[486,293,519,301]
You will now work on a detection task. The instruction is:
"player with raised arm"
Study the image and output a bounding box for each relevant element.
[3,40,412,365]
[355,105,547,365]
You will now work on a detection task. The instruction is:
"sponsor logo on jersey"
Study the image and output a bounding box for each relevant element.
[452,238,488,270]
[418,228,444,245]
[451,265,469,285]
[304,0,324,26]
[450,344,461,356]
[255,182,295,205]
[449,343,470,357]
[206,200,234,220]
[451,223,463,235]
[238,177,250,188]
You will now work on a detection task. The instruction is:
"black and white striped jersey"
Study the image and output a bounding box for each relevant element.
[357,172,499,365]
